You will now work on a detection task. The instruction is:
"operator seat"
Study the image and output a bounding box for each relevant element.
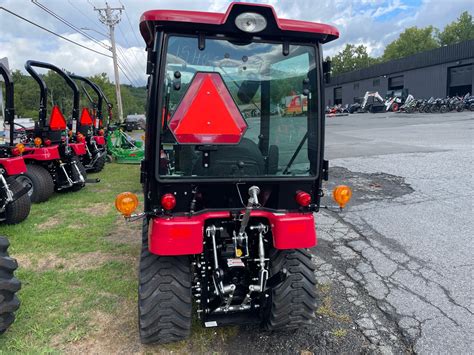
[192,138,265,176]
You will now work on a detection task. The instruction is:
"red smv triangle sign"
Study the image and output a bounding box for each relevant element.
[80,107,94,126]
[49,105,67,130]
[169,72,247,145]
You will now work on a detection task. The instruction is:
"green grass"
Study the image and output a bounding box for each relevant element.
[0,163,238,352]
[0,163,141,352]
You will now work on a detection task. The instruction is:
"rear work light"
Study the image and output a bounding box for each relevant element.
[161,193,176,211]
[295,191,312,207]
[235,12,267,33]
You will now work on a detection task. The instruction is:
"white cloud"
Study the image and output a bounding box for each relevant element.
[1,0,472,86]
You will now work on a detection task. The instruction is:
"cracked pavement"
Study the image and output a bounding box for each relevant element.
[318,111,474,353]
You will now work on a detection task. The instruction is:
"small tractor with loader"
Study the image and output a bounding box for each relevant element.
[116,2,351,344]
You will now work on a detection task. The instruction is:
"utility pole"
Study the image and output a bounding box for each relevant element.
[94,2,125,122]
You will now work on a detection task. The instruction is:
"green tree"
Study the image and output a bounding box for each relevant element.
[331,44,379,75]
[382,26,439,61]
[437,11,474,45]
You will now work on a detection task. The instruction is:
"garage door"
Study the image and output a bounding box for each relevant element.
[334,87,342,105]
[449,65,472,96]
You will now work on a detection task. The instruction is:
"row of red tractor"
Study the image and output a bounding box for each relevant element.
[0,60,113,225]
[0,60,114,334]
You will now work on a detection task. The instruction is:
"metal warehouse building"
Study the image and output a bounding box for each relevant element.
[324,39,474,106]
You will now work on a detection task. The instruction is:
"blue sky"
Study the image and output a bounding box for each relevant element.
[0,0,472,86]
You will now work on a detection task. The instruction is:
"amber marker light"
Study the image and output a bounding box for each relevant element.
[332,185,352,209]
[34,137,42,147]
[115,192,139,217]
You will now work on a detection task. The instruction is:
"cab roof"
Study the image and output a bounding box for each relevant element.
[140,2,339,47]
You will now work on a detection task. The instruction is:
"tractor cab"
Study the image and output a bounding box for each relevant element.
[116,2,351,344]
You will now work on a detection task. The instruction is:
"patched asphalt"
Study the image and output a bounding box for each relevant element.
[317,111,474,354]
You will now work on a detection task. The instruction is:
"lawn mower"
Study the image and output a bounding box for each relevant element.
[115,2,351,344]
[106,128,144,164]
[0,63,32,223]
[0,236,21,334]
[15,60,87,201]
[70,74,107,172]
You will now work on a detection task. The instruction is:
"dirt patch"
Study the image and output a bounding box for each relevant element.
[37,217,61,230]
[78,203,111,217]
[16,251,134,272]
[58,300,161,354]
[106,217,142,246]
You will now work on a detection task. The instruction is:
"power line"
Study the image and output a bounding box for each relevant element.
[31,0,110,51]
[0,6,112,58]
[117,23,143,72]
[117,61,137,86]
[67,0,103,32]
[120,1,142,46]
[116,44,142,83]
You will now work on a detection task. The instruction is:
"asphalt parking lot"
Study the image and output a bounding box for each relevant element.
[319,110,473,353]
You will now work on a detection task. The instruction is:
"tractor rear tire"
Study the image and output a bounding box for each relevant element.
[0,236,21,334]
[138,220,192,344]
[70,158,87,192]
[92,155,106,173]
[4,178,31,225]
[16,164,54,203]
[263,249,317,331]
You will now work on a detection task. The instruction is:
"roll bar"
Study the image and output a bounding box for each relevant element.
[70,74,104,133]
[24,60,80,129]
[0,63,15,146]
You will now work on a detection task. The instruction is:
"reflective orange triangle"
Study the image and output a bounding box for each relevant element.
[80,108,94,126]
[49,105,67,130]
[169,72,247,144]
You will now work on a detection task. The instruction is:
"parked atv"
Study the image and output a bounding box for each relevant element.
[116,2,351,344]
[15,60,87,201]
[0,236,21,333]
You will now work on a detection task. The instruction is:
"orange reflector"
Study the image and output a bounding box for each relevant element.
[34,137,42,147]
[15,143,26,154]
[115,192,139,217]
[332,185,352,209]
[80,107,94,126]
[49,105,67,130]
[168,72,247,144]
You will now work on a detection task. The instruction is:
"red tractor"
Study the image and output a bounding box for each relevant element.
[116,2,351,344]
[14,60,87,202]
[70,74,107,172]
[0,63,31,224]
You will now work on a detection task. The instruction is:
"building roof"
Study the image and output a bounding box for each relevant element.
[328,39,474,86]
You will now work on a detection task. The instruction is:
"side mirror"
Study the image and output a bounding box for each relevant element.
[323,60,331,84]
[237,80,260,104]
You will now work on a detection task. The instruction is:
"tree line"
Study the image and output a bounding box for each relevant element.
[328,11,474,76]
[9,70,146,121]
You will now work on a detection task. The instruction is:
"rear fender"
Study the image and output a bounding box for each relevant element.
[148,211,316,256]
[0,156,27,176]
[23,146,61,161]
[93,136,105,146]
[69,143,87,156]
